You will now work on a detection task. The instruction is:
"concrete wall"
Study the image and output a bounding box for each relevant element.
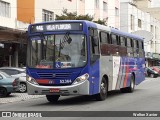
[85,0,120,28]
[35,0,78,23]
[120,2,160,53]
[108,0,120,28]
[17,0,34,23]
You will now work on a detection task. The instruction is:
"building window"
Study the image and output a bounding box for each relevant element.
[138,19,142,28]
[155,26,157,39]
[150,25,154,33]
[42,9,54,22]
[103,1,107,12]
[115,7,119,16]
[131,14,135,30]
[95,0,99,8]
[0,1,10,17]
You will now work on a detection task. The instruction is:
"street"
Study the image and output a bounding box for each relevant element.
[0,77,160,120]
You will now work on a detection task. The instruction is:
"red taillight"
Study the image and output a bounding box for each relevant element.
[12,80,17,86]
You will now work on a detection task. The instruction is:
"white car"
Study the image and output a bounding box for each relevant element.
[0,67,27,93]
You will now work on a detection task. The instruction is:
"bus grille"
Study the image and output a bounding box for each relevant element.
[37,72,71,79]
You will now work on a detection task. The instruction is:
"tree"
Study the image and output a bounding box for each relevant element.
[93,19,107,26]
[56,9,107,25]
[56,9,77,20]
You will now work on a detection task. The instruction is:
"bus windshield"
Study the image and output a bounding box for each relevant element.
[28,33,87,69]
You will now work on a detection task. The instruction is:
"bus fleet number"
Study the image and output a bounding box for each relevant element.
[60,79,72,84]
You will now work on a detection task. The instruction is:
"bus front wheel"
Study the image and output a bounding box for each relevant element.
[46,95,60,103]
[95,77,108,101]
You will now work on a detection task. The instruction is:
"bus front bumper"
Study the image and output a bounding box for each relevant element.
[27,80,90,95]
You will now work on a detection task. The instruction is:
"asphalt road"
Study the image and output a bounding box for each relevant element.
[0,77,160,120]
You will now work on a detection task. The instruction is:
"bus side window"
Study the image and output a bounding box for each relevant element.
[139,41,144,58]
[133,39,138,57]
[127,38,133,57]
[111,34,118,45]
[89,29,100,65]
[110,34,119,55]
[120,36,126,47]
[100,32,109,44]
[100,32,111,55]
[119,36,127,56]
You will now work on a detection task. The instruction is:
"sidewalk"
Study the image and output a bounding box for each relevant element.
[0,93,44,104]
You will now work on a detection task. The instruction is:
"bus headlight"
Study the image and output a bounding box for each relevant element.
[26,75,38,85]
[73,73,89,85]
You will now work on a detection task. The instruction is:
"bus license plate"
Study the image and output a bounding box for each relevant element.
[49,88,60,93]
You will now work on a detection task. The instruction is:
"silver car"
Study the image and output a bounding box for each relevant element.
[0,67,27,93]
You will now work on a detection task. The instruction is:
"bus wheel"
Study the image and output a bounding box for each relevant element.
[128,75,135,92]
[95,77,108,101]
[46,95,60,103]
[121,75,135,93]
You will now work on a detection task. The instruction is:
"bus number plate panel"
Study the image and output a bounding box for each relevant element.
[49,88,60,93]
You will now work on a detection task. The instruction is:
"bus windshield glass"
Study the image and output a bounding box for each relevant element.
[28,33,87,69]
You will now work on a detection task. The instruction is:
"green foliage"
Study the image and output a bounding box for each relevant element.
[76,14,93,21]
[93,19,107,26]
[56,9,77,20]
[55,9,107,25]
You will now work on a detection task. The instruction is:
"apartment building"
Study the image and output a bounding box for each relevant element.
[0,0,28,67]
[120,0,160,66]
[17,0,84,23]
[85,0,120,28]
[17,0,120,28]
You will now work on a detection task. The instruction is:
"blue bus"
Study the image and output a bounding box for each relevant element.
[26,20,145,102]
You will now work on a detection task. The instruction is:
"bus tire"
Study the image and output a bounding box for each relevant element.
[95,77,108,101]
[46,95,60,103]
[121,74,135,93]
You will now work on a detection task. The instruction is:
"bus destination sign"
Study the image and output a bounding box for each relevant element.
[30,23,83,33]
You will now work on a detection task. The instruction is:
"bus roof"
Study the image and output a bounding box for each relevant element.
[110,28,144,41]
[29,20,144,41]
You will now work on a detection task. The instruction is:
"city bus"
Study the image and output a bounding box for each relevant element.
[26,20,145,102]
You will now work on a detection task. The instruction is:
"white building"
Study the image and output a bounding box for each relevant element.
[85,0,120,28]
[120,0,160,53]
[0,0,28,29]
[29,0,120,29]
[120,0,160,66]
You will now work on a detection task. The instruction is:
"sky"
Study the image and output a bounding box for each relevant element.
[151,0,160,7]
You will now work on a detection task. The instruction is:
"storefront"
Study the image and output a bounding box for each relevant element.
[145,52,160,67]
[0,26,27,67]
[152,53,160,66]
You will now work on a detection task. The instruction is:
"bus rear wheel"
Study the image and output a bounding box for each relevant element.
[121,74,135,93]
[95,77,108,101]
[46,95,60,103]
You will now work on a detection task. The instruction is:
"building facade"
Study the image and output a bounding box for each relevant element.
[0,0,28,67]
[17,0,120,28]
[120,0,160,66]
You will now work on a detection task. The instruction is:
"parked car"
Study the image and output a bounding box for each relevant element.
[0,67,27,93]
[152,66,160,75]
[0,71,18,97]
[145,67,159,78]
